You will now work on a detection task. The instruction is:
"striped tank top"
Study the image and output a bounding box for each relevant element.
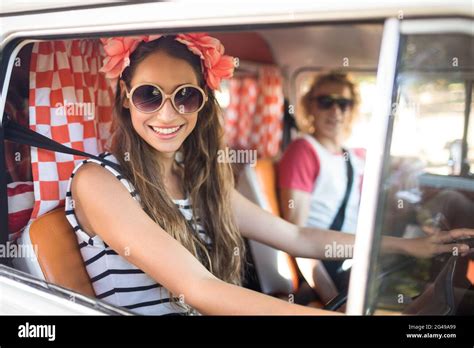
[65,152,210,315]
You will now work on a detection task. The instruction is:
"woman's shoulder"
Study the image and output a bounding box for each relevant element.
[66,152,144,239]
[351,148,366,159]
[284,135,319,157]
[65,156,122,238]
[70,152,120,179]
[278,135,321,179]
[69,152,139,202]
[98,151,119,164]
[349,148,366,167]
[70,158,119,196]
[279,135,320,168]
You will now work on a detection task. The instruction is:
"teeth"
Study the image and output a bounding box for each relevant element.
[151,125,181,134]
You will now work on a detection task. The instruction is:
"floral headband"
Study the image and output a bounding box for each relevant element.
[100,33,235,91]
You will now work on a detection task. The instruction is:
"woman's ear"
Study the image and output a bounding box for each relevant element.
[119,80,130,109]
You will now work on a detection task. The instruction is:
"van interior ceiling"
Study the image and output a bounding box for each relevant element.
[215,24,383,102]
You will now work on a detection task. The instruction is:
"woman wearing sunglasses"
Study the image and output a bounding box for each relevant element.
[66,35,474,315]
[278,72,369,304]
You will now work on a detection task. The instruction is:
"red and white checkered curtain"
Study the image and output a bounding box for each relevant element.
[5,96,33,240]
[29,40,115,219]
[224,66,284,158]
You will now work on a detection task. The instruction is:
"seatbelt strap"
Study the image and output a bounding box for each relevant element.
[0,113,121,259]
[329,149,354,231]
[2,114,121,171]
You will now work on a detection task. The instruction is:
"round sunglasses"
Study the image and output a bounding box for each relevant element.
[125,83,208,114]
[311,95,354,112]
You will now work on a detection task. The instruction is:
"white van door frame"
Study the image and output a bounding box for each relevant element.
[346,17,400,315]
[346,16,474,315]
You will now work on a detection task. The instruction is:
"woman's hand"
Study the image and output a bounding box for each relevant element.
[402,228,474,259]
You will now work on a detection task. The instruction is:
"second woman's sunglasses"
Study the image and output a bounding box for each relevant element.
[312,95,354,112]
[126,83,208,114]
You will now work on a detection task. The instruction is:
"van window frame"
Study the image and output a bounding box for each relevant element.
[0,12,471,314]
[0,18,386,267]
[350,17,474,315]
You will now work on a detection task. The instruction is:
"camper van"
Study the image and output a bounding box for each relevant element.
[0,0,473,319]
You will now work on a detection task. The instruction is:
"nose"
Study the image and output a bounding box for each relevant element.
[329,103,344,119]
[155,97,179,122]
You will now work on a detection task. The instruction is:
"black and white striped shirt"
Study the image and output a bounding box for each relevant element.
[65,153,210,315]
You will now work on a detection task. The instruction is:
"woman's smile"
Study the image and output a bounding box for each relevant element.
[148,124,185,139]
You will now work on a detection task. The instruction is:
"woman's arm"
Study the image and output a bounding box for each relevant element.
[233,189,474,260]
[279,188,339,302]
[72,163,337,315]
[279,188,312,226]
[234,188,354,259]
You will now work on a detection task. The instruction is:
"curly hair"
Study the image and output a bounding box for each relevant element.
[300,71,360,137]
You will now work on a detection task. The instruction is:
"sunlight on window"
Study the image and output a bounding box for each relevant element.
[391,79,466,175]
[215,80,230,109]
[346,77,377,149]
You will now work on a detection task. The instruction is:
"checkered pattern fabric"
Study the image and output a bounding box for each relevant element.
[7,181,34,241]
[29,40,115,219]
[224,66,284,158]
[5,93,34,239]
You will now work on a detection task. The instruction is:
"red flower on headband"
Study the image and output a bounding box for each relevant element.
[100,35,162,79]
[99,34,234,90]
[176,33,235,90]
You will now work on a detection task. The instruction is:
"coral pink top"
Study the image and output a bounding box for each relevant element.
[278,135,366,233]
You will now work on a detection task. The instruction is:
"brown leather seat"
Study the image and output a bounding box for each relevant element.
[253,160,282,216]
[254,159,300,291]
[28,208,95,297]
[252,160,327,308]
[240,159,300,293]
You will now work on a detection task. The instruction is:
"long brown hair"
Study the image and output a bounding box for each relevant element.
[110,36,245,291]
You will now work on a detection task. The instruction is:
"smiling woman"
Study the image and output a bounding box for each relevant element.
[67,34,248,314]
